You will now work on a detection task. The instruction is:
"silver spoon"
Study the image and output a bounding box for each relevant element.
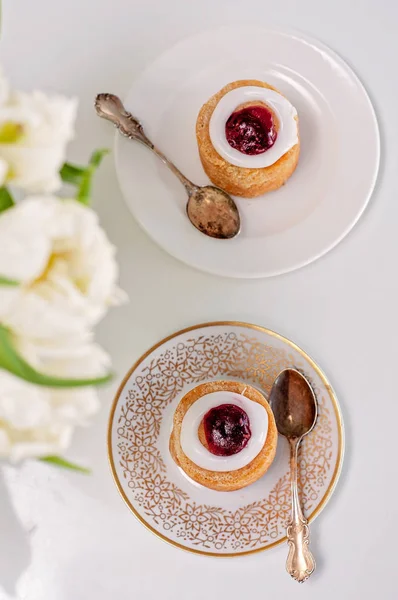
[94,94,240,240]
[269,368,317,583]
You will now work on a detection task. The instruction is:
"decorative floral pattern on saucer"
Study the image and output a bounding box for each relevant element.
[108,322,344,556]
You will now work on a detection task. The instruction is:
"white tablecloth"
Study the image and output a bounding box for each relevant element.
[1,1,396,598]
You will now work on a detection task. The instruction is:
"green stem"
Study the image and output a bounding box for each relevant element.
[77,148,109,205]
[0,325,113,388]
[60,148,109,205]
[60,163,85,185]
[0,276,19,286]
[0,186,15,212]
[39,455,91,474]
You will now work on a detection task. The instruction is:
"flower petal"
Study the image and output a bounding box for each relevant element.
[0,195,54,282]
[0,196,127,339]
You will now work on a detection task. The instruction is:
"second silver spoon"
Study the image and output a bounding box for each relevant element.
[269,368,317,583]
[95,93,240,240]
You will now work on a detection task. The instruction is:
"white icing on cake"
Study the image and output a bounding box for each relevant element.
[209,85,298,169]
[180,390,268,472]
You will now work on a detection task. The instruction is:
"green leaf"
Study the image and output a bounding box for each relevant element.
[77,148,110,205]
[39,455,91,474]
[0,186,15,212]
[60,162,85,185]
[0,325,113,388]
[0,122,24,144]
[0,275,19,286]
[88,148,110,169]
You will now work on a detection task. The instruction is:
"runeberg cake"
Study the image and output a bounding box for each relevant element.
[196,79,300,198]
[169,380,277,492]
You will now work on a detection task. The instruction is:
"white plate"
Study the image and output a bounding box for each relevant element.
[115,26,379,278]
[108,322,344,556]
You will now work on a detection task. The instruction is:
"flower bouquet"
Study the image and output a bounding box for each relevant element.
[0,68,126,470]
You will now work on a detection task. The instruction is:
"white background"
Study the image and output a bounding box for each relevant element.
[1,1,396,599]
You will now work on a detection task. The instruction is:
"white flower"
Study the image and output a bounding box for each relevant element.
[0,68,77,192]
[0,195,127,341]
[0,336,110,461]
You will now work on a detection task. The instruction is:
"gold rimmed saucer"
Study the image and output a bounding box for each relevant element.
[108,322,344,557]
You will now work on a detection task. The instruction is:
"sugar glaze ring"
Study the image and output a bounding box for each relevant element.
[209,86,298,169]
[180,390,268,472]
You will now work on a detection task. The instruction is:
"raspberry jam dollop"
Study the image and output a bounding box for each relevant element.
[203,403,251,456]
[225,105,277,155]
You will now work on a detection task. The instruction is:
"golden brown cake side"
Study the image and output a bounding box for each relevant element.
[196,79,300,198]
[169,380,277,492]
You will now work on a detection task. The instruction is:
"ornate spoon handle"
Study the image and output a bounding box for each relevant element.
[94,93,195,193]
[286,438,316,583]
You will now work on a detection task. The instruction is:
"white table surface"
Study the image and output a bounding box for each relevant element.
[1,1,396,598]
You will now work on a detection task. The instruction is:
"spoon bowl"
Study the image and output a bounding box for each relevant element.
[270,368,317,439]
[187,185,240,239]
